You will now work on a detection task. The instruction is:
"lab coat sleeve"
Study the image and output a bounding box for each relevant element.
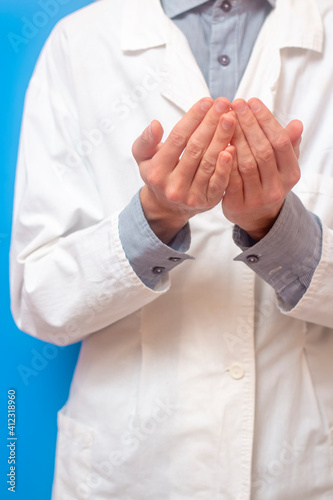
[277,221,333,328]
[9,23,170,346]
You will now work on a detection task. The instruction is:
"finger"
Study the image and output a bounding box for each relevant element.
[222,144,244,209]
[156,97,215,172]
[232,99,277,190]
[206,145,235,204]
[172,97,232,188]
[230,117,262,199]
[285,119,303,158]
[132,120,164,163]
[247,98,300,185]
[189,110,236,193]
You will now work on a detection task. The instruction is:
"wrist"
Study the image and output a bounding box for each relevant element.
[140,186,189,244]
[245,224,275,242]
[240,205,284,242]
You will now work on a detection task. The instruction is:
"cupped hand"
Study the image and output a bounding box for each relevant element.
[132,98,237,244]
[222,98,303,241]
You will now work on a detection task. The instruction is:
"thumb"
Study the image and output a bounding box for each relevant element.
[132,120,164,163]
[285,119,303,158]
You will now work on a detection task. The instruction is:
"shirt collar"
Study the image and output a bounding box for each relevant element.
[161,0,276,19]
[121,0,322,56]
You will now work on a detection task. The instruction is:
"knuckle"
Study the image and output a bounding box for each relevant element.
[186,196,197,209]
[199,157,215,176]
[145,166,161,187]
[256,146,274,164]
[169,131,186,150]
[145,170,156,186]
[165,185,182,204]
[291,168,301,185]
[274,134,291,152]
[264,183,284,205]
[239,159,257,176]
[269,189,284,205]
[186,140,204,160]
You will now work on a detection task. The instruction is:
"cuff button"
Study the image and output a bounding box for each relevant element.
[152,266,166,274]
[246,254,259,264]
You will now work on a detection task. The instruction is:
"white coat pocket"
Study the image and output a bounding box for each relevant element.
[51,408,95,500]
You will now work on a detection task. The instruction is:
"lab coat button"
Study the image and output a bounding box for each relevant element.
[246,254,259,264]
[152,266,165,274]
[230,363,245,380]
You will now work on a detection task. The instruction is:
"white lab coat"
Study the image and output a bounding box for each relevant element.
[10,0,333,498]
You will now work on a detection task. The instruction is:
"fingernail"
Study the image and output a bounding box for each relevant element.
[221,116,233,130]
[248,99,262,113]
[200,99,213,112]
[220,152,231,164]
[147,122,153,138]
[233,100,247,114]
[215,99,228,113]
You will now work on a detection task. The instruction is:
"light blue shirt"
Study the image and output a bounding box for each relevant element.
[161,0,274,100]
[118,0,322,307]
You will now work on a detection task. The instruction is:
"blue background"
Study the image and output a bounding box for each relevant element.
[0,1,93,499]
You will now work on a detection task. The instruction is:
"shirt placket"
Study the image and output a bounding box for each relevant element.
[209,0,240,100]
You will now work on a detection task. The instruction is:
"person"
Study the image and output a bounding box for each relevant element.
[9,0,333,498]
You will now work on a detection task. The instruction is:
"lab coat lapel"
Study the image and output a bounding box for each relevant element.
[121,0,210,113]
[160,20,210,112]
[236,0,323,111]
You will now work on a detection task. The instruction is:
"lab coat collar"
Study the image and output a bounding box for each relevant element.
[121,0,323,53]
[121,0,324,112]
[161,0,276,19]
[121,0,210,112]
[235,0,324,111]
[121,0,168,51]
[272,0,323,53]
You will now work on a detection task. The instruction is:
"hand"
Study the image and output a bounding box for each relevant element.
[132,98,236,244]
[222,98,303,241]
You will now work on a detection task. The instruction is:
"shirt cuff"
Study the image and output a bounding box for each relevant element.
[233,191,322,307]
[118,190,193,289]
